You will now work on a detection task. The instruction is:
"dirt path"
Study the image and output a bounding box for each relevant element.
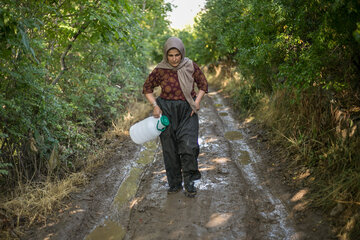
[25,89,334,240]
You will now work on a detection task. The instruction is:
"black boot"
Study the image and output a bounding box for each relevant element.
[167,184,182,194]
[184,181,197,198]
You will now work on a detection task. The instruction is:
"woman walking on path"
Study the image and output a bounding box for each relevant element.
[143,37,208,197]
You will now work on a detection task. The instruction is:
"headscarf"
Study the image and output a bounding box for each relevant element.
[156,37,197,113]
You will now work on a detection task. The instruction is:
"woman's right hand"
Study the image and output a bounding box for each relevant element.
[153,105,162,118]
[145,93,162,118]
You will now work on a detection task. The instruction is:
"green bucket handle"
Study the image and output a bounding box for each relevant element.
[156,121,166,132]
[156,115,169,132]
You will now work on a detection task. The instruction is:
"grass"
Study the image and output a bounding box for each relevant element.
[258,89,360,240]
[105,101,152,141]
[3,172,87,226]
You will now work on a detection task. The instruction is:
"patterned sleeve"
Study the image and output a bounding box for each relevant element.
[193,62,208,93]
[142,68,160,94]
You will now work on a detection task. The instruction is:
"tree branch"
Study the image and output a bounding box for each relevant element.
[51,22,90,85]
[142,0,146,12]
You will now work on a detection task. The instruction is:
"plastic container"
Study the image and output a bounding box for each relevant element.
[129,115,170,144]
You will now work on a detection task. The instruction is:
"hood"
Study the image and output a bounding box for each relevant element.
[163,37,186,62]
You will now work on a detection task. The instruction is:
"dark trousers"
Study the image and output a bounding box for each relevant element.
[156,97,201,188]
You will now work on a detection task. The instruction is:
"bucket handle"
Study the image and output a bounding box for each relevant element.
[156,121,166,132]
[156,114,166,132]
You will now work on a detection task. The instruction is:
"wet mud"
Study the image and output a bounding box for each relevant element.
[25,89,334,240]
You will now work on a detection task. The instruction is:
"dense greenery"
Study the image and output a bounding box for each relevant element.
[0,0,171,187]
[190,0,360,93]
[183,0,360,238]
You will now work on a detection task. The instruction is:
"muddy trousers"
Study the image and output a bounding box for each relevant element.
[156,97,201,188]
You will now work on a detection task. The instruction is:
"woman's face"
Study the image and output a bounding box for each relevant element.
[167,48,182,67]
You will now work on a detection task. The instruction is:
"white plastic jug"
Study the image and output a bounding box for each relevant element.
[129,115,170,144]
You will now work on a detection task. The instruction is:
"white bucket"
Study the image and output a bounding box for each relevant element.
[129,115,170,144]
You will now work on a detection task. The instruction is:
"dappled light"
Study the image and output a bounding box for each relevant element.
[205,213,233,228]
[205,137,219,144]
[199,165,216,172]
[152,168,168,182]
[211,157,230,164]
[298,170,311,180]
[69,209,85,215]
[199,152,206,157]
[291,189,309,202]
[293,201,310,212]
[207,91,218,96]
[130,196,144,209]
[153,169,167,174]
[249,135,259,140]
[161,175,167,182]
[244,117,255,124]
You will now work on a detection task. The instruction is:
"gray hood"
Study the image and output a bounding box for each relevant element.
[162,37,186,62]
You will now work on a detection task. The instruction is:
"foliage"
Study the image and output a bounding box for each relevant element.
[0,163,12,176]
[192,0,360,93]
[0,0,171,187]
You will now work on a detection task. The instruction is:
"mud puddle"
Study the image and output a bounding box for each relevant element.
[85,141,159,240]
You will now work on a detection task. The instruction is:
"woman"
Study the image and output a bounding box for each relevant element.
[143,37,208,197]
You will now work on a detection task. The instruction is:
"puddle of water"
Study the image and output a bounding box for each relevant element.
[144,140,157,150]
[238,150,251,165]
[114,141,158,208]
[137,141,157,165]
[114,167,142,208]
[88,169,149,239]
[224,131,243,140]
[219,112,228,116]
[138,149,156,165]
[85,220,125,240]
[85,141,159,240]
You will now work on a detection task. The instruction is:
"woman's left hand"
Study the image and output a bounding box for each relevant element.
[190,90,205,116]
[190,101,200,116]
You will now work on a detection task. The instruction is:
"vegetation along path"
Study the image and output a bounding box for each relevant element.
[26,89,334,240]
[2,0,359,239]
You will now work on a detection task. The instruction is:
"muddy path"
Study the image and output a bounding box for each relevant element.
[25,89,334,240]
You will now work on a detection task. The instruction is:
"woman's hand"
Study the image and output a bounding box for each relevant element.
[190,101,200,116]
[190,90,205,116]
[153,105,162,118]
[145,93,162,118]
